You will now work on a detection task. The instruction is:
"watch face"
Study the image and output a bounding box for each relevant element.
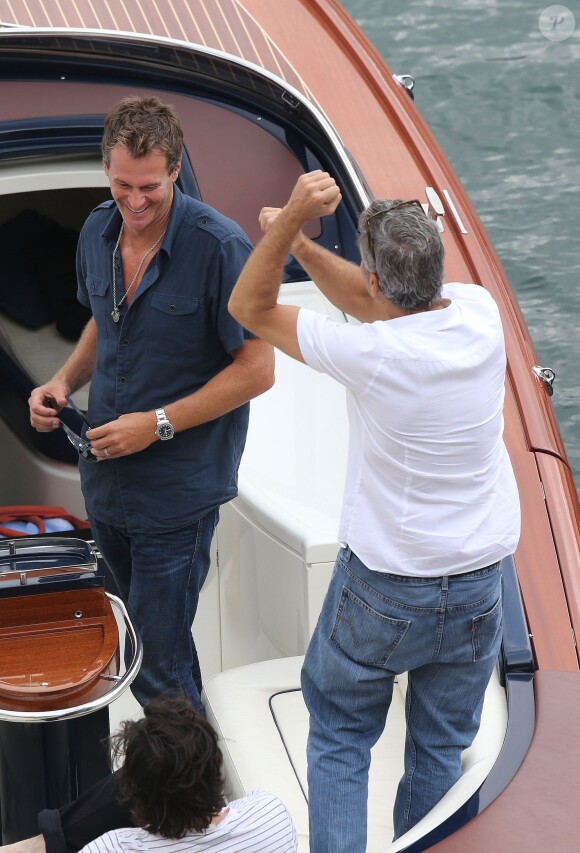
[157,422,174,439]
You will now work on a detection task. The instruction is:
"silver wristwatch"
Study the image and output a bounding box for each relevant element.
[154,407,174,440]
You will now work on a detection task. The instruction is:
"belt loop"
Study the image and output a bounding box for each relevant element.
[442,575,449,591]
[344,546,352,561]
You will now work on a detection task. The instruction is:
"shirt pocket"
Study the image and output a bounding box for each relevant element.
[149,293,205,356]
[86,272,111,337]
[151,293,200,317]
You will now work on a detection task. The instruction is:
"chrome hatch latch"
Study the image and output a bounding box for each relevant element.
[532,365,556,396]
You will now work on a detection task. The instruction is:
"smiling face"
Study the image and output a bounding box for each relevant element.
[104,144,180,238]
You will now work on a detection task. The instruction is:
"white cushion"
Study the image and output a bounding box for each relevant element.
[203,657,507,853]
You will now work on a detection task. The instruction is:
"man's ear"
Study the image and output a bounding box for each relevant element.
[368,272,382,298]
[172,160,182,181]
[103,160,109,176]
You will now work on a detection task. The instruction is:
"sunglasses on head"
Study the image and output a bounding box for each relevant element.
[45,394,98,463]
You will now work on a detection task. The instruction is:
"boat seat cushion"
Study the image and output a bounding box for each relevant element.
[203,656,507,853]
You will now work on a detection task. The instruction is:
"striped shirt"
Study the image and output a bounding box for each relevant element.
[79,791,297,853]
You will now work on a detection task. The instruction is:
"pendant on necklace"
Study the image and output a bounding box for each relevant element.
[112,308,120,323]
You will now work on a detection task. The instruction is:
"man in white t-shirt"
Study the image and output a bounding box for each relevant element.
[1,695,296,853]
[229,171,520,853]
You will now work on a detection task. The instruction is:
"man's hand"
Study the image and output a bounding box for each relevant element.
[286,170,342,222]
[259,207,308,256]
[29,384,70,432]
[259,171,341,255]
[258,172,341,241]
[87,412,158,461]
[259,206,283,235]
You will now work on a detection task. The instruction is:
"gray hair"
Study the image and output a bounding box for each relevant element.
[357,200,445,310]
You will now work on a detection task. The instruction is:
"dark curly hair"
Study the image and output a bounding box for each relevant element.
[111,694,225,837]
[101,96,183,174]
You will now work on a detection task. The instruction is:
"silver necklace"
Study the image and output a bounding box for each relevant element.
[111,222,166,323]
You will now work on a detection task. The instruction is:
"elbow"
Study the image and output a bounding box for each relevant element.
[228,293,240,322]
[254,374,275,400]
[258,347,276,395]
[263,366,276,395]
[250,344,275,399]
[229,293,252,331]
[229,293,269,339]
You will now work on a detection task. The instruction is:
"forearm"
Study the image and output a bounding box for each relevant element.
[292,234,375,321]
[229,207,301,333]
[86,339,273,460]
[165,340,274,431]
[29,318,97,431]
[229,170,344,359]
[52,318,97,394]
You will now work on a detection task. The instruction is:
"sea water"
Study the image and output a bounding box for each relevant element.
[343,0,579,491]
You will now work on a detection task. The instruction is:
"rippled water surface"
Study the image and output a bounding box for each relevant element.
[342,0,579,489]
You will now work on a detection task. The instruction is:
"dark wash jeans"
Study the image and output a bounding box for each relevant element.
[302,546,503,852]
[36,501,218,852]
[89,508,219,714]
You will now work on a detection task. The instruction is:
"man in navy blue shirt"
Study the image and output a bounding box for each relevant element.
[29,96,274,711]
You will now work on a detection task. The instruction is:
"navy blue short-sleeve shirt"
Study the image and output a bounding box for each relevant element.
[76,185,254,534]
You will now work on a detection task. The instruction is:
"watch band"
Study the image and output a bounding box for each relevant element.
[154,407,174,440]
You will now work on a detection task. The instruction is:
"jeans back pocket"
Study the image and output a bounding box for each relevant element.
[331,587,410,668]
[471,594,502,661]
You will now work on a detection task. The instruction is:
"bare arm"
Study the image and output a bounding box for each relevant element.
[29,318,98,431]
[166,338,274,430]
[86,338,274,460]
[229,171,344,361]
[1,832,46,853]
[262,211,379,323]
[29,315,273,461]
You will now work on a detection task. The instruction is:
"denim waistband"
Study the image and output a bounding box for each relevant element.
[341,546,500,582]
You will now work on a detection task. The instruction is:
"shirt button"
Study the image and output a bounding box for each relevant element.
[119,377,127,384]
[122,339,129,346]
[91,284,95,293]
[169,304,176,312]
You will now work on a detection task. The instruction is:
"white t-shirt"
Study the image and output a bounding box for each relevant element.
[297,282,521,576]
[79,791,297,853]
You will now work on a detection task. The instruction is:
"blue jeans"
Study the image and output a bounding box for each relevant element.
[301,547,503,853]
[89,509,219,714]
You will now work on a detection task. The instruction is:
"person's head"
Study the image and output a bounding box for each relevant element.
[102,97,183,234]
[357,199,445,311]
[101,96,183,174]
[112,693,225,837]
